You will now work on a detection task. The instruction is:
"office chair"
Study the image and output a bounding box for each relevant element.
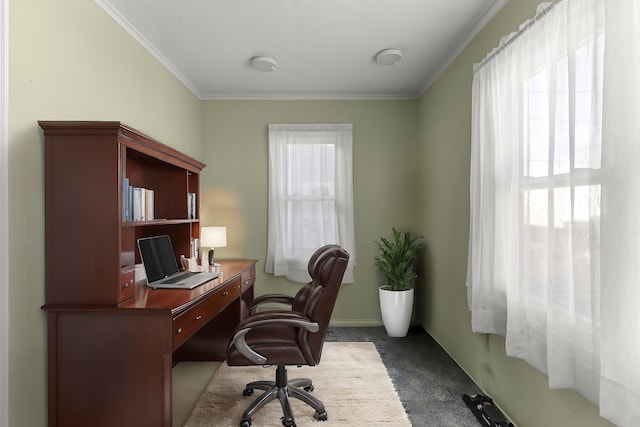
[226,244,349,427]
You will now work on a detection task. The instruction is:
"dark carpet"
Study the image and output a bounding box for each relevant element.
[325,326,483,427]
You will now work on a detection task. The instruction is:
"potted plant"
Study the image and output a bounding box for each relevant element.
[374,227,423,337]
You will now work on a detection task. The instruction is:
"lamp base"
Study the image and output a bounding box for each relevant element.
[208,248,220,267]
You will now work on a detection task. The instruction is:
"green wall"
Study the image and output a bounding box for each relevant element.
[200,100,420,324]
[416,1,613,426]
[9,0,201,425]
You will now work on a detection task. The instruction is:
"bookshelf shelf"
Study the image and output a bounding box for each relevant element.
[121,218,199,226]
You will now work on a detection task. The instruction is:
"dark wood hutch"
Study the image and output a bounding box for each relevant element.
[39,121,256,427]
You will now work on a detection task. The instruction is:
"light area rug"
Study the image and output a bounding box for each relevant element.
[184,342,411,426]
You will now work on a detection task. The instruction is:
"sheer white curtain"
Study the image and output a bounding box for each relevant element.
[468,0,640,424]
[266,124,355,283]
[599,1,640,424]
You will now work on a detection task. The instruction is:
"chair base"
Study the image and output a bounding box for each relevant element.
[239,365,327,427]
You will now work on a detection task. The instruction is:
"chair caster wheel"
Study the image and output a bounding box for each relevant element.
[314,411,328,421]
[242,388,254,396]
[303,385,314,392]
[240,419,251,427]
[281,418,296,427]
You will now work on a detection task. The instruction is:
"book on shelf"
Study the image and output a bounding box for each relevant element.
[190,237,200,260]
[145,189,154,221]
[122,177,130,221]
[123,180,155,222]
[132,187,143,221]
[187,192,196,219]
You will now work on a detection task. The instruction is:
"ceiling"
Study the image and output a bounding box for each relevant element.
[97,0,507,100]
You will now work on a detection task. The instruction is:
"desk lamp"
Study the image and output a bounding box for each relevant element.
[200,226,227,266]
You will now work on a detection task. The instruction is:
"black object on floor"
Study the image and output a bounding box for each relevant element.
[463,394,514,427]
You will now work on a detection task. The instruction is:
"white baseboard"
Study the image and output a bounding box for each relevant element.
[328,319,384,327]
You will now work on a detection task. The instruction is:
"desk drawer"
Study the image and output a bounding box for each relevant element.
[119,267,135,303]
[241,265,255,292]
[173,279,241,348]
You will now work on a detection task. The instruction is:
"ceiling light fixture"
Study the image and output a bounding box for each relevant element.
[251,56,277,72]
[376,49,403,66]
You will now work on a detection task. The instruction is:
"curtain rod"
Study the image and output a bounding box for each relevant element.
[474,0,560,72]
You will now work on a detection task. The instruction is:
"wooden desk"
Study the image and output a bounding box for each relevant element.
[42,259,256,427]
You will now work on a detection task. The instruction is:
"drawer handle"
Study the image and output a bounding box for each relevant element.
[235,285,241,290]
[195,315,202,320]
[222,291,229,296]
[177,327,182,334]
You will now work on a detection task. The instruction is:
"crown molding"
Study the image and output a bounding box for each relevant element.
[94,0,204,99]
[200,93,417,101]
[415,0,509,98]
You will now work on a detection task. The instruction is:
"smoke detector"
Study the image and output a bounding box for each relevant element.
[252,56,277,72]
[376,49,403,66]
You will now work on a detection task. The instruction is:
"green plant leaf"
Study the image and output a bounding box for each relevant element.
[374,227,423,291]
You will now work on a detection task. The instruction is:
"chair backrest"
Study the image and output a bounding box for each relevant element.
[294,244,349,365]
[290,245,335,313]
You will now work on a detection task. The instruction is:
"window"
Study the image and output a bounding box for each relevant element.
[466,0,640,423]
[519,37,603,327]
[266,124,355,283]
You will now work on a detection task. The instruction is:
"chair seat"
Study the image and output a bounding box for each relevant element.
[227,343,307,366]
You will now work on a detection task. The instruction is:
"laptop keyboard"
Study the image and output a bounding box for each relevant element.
[162,271,198,284]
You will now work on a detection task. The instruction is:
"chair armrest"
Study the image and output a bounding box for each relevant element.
[231,312,320,365]
[248,293,295,314]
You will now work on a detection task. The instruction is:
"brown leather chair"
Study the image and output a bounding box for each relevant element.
[226,245,349,427]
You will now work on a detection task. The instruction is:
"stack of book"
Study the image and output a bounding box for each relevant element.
[122,178,154,222]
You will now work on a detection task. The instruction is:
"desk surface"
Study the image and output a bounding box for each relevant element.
[119,259,257,313]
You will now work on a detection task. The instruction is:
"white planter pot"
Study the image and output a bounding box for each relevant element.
[379,287,414,337]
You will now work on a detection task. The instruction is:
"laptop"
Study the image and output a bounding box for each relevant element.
[137,235,220,289]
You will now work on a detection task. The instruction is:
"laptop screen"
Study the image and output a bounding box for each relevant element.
[137,235,180,282]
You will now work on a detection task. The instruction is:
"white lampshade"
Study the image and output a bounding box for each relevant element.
[200,226,227,248]
[200,226,227,267]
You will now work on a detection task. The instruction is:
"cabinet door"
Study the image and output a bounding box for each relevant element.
[48,310,173,427]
